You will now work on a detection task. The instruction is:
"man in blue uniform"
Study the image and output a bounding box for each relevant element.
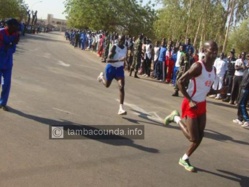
[0,18,19,111]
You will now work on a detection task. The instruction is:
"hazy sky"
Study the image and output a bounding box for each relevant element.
[24,0,161,20]
[24,0,67,19]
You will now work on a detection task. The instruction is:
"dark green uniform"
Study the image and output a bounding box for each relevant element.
[130,38,142,77]
[174,52,194,91]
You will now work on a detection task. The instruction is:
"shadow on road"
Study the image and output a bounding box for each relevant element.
[152,123,249,145]
[9,107,159,154]
[128,109,164,126]
[197,168,249,187]
[205,129,249,145]
[120,108,249,145]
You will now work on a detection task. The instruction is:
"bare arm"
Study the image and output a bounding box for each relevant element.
[177,62,202,103]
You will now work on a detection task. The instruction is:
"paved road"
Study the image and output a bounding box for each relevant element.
[0,32,248,187]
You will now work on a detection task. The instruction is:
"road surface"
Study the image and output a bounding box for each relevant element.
[0,32,248,187]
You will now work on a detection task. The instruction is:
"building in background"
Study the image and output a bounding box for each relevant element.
[36,14,67,32]
[46,14,67,31]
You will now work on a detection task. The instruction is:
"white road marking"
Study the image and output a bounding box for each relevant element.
[29,48,39,52]
[43,53,51,59]
[58,60,70,67]
[53,108,73,115]
[116,99,163,122]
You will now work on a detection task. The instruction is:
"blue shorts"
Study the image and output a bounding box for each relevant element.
[105,64,124,81]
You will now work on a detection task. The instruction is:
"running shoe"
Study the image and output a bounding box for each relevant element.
[209,94,216,98]
[179,158,195,172]
[164,110,180,125]
[215,96,222,100]
[241,121,249,128]
[118,109,127,115]
[97,72,104,82]
[232,119,243,125]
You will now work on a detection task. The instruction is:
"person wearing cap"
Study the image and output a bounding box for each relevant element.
[0,18,19,111]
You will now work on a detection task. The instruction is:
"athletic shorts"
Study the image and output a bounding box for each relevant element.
[105,64,124,81]
[181,98,206,119]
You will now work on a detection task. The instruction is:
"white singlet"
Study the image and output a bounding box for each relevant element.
[109,44,127,68]
[145,44,152,59]
[187,61,216,102]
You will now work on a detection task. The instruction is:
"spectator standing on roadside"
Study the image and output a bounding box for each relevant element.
[222,49,236,103]
[0,19,20,111]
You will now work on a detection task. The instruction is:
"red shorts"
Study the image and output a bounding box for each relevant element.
[181,98,206,119]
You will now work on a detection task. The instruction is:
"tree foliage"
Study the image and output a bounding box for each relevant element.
[64,0,157,38]
[154,0,249,51]
[0,0,28,21]
[227,18,249,53]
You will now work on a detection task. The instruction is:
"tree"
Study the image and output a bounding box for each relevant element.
[64,0,157,38]
[227,18,249,53]
[0,0,28,21]
[221,0,249,52]
[154,0,248,51]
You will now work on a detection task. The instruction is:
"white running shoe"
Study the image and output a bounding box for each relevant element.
[97,72,104,82]
[209,94,216,98]
[241,121,249,128]
[118,109,127,115]
[232,119,243,125]
[215,96,222,100]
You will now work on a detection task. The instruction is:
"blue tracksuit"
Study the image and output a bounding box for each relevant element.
[0,28,18,106]
[156,46,166,80]
[80,32,86,50]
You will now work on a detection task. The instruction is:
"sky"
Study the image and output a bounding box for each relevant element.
[24,0,162,20]
[24,0,67,19]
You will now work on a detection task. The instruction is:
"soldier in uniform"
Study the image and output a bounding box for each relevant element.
[126,37,134,71]
[129,34,143,78]
[102,33,110,63]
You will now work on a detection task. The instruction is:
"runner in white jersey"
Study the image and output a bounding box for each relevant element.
[97,35,127,115]
[163,41,226,172]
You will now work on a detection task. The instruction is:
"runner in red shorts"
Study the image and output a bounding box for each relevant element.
[164,41,225,172]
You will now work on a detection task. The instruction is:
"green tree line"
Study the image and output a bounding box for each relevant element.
[227,17,249,53]
[154,0,249,52]
[65,0,248,52]
[64,0,157,37]
[0,0,28,21]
